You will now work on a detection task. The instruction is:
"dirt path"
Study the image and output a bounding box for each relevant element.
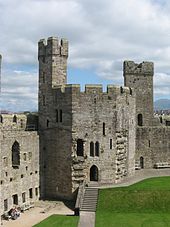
[1,201,74,227]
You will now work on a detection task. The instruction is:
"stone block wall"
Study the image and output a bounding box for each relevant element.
[0,124,39,216]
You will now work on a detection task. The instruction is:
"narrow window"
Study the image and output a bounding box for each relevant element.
[47,119,49,127]
[56,109,58,122]
[60,109,62,122]
[77,139,84,156]
[148,140,150,147]
[0,115,3,123]
[95,142,99,157]
[103,123,106,136]
[4,199,8,211]
[13,194,18,205]
[129,88,132,95]
[120,86,123,94]
[12,141,20,168]
[35,188,38,197]
[22,192,26,203]
[137,114,143,126]
[29,188,33,199]
[160,116,163,124]
[110,139,112,149]
[13,115,17,123]
[90,142,94,157]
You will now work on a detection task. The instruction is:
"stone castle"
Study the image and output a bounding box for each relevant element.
[0,36,170,216]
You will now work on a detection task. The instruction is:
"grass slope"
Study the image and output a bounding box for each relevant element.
[33,214,79,227]
[96,177,170,227]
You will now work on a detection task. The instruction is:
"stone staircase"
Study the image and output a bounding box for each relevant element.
[80,186,99,212]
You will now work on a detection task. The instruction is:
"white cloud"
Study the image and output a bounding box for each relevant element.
[1,0,170,110]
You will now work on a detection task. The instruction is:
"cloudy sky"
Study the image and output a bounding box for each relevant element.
[1,0,170,112]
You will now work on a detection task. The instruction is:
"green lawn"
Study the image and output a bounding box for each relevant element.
[96,176,170,227]
[33,214,79,227]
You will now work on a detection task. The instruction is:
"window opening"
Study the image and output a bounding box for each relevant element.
[0,115,3,123]
[22,192,26,203]
[110,139,112,149]
[137,114,143,126]
[90,142,94,157]
[13,115,17,123]
[13,194,18,205]
[29,188,33,199]
[60,109,62,122]
[77,139,84,156]
[12,141,20,168]
[95,142,99,157]
[103,123,106,136]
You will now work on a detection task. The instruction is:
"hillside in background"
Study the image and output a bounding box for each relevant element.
[154,99,170,110]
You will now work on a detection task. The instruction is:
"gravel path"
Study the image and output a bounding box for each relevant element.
[1,201,74,227]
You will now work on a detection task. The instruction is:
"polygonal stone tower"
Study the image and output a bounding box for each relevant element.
[38,37,73,199]
[123,61,154,126]
[38,37,68,129]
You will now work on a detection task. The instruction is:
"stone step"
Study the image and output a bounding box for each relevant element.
[80,187,99,212]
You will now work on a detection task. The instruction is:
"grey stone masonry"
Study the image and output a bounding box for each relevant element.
[124,61,154,127]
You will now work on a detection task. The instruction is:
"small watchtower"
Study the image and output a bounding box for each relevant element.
[123,61,154,126]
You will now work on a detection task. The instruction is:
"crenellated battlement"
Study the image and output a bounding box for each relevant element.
[53,84,134,96]
[123,60,154,75]
[38,36,68,58]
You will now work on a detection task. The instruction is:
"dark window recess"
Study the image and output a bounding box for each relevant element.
[35,188,38,196]
[4,199,8,211]
[160,116,163,124]
[129,88,132,95]
[166,120,170,126]
[56,109,58,122]
[13,115,17,123]
[137,114,143,126]
[22,192,26,203]
[77,139,84,156]
[47,119,49,128]
[110,139,113,149]
[0,115,3,123]
[148,140,150,147]
[13,194,18,205]
[120,86,123,94]
[29,188,33,199]
[95,142,99,157]
[90,142,94,157]
[12,141,20,168]
[103,123,106,136]
[60,109,62,122]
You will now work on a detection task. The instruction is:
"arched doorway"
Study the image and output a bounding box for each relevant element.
[140,156,144,169]
[90,165,98,181]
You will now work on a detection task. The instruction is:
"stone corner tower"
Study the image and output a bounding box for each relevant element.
[123,60,154,127]
[38,37,73,200]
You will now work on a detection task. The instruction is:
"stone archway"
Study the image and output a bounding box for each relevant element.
[90,165,99,181]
